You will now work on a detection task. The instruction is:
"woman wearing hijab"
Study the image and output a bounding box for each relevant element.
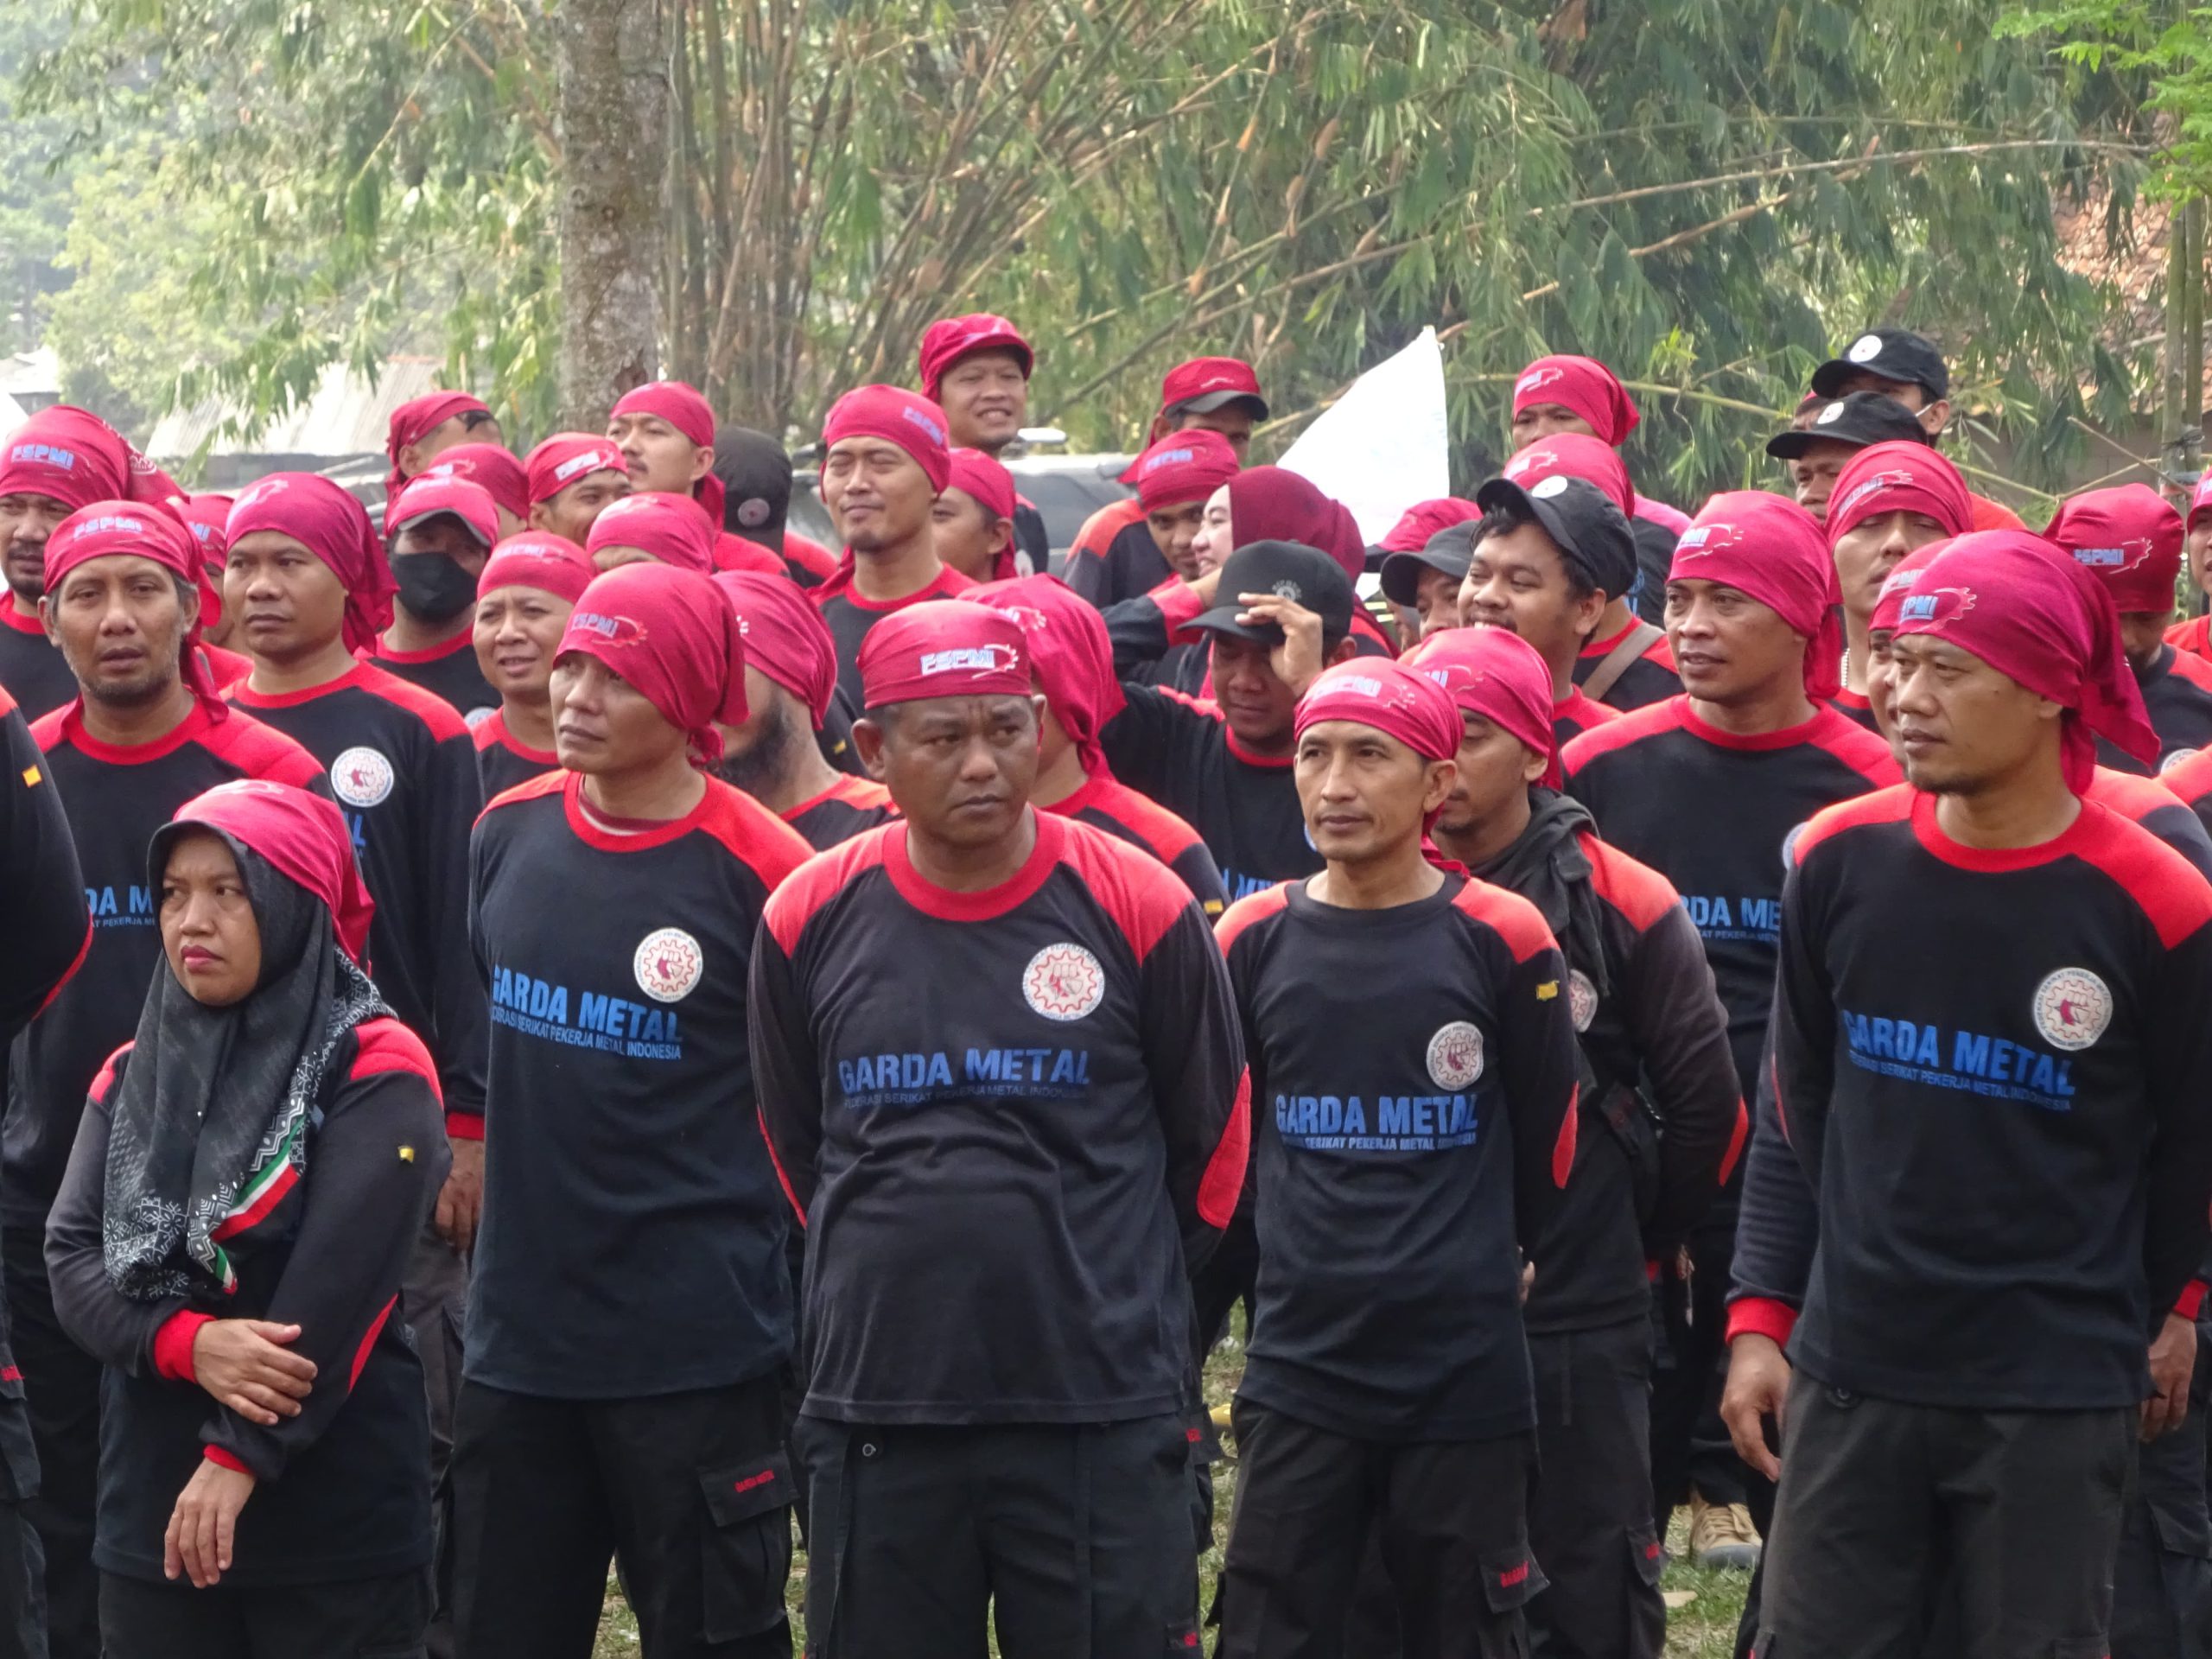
[45,780,448,1657]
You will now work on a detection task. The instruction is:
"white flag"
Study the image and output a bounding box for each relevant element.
[1279,327,1451,545]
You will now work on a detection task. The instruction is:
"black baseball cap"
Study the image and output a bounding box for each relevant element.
[1188,540,1356,645]
[1379,523,1477,606]
[1765,391,1935,460]
[713,425,791,550]
[1808,327,1949,402]
[1473,474,1638,601]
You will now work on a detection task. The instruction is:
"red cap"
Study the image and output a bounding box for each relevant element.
[385,391,489,497]
[823,385,952,494]
[178,493,233,626]
[1229,467,1365,582]
[557,563,748,767]
[1670,493,1843,700]
[1512,355,1640,447]
[610,382,725,525]
[419,442,528,524]
[45,500,226,716]
[525,433,628,505]
[1378,498,1482,555]
[2043,484,2185,614]
[388,474,499,550]
[166,779,375,963]
[944,448,1017,524]
[857,599,1029,709]
[1891,530,2158,788]
[0,406,131,512]
[1294,658,1463,763]
[226,474,394,655]
[477,532,594,607]
[1826,442,1974,546]
[963,575,1122,774]
[918,315,1034,404]
[1498,433,1634,518]
[1159,357,1268,418]
[1405,625,1560,786]
[583,492,720,575]
[1132,430,1241,512]
[713,569,838,728]
[2191,473,2212,531]
[1869,541,1948,636]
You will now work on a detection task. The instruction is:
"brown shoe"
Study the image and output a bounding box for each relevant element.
[1687,1488,1762,1571]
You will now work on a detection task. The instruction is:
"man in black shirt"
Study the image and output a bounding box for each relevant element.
[751,600,1246,1658]
[1412,623,1740,1659]
[0,410,132,721]
[1764,391,1935,524]
[365,474,500,721]
[1100,539,1360,899]
[459,563,811,1658]
[1821,441,1973,727]
[1216,657,1578,1659]
[918,315,1050,569]
[1746,530,2212,1656]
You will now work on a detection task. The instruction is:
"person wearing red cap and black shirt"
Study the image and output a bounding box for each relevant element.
[45,781,447,1658]
[960,574,1227,914]
[2046,484,2212,776]
[1212,658,1577,1659]
[1064,425,1244,611]
[1101,539,1359,900]
[749,600,1245,1657]
[416,443,528,540]
[933,448,1027,582]
[1497,433,1681,709]
[2168,474,2212,665]
[1561,492,1898,1573]
[0,408,138,721]
[811,385,976,706]
[707,569,896,850]
[471,533,596,798]
[1765,390,1939,525]
[458,563,809,1657]
[1410,626,1741,1659]
[1,503,323,1659]
[524,433,631,548]
[1821,440,1976,728]
[918,314,1051,572]
[365,474,502,722]
[710,426,840,587]
[383,391,499,514]
[175,494,253,694]
[0,678,83,1659]
[1731,532,2212,1656]
[1375,499,1482,641]
[1456,474,1637,748]
[219,474,485,1587]
[1805,327,2027,533]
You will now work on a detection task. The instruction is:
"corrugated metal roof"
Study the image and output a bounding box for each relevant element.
[148,356,460,463]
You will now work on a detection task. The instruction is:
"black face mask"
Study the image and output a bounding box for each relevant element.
[391,552,480,624]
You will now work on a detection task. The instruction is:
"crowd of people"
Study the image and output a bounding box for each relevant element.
[0,309,2206,1659]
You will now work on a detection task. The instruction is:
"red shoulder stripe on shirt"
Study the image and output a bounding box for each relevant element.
[197,710,325,788]
[1717,1098,1749,1186]
[478,766,569,824]
[348,1017,443,1102]
[1054,815,1199,963]
[1447,877,1557,964]
[2069,802,2212,950]
[693,779,816,893]
[1801,709,1904,788]
[1559,696,1689,778]
[1789,781,1915,868]
[1068,776,1205,865]
[346,1295,397,1393]
[1197,1069,1251,1229]
[28,707,66,752]
[2165,746,2212,810]
[2169,614,2212,658]
[764,825,896,955]
[1069,498,1146,564]
[350,662,473,741]
[1213,882,1293,954]
[2170,647,2212,692]
[35,917,92,1020]
[89,1043,134,1108]
[1552,1084,1578,1188]
[1579,834,1680,933]
[0,683,14,719]
[2091,766,2188,825]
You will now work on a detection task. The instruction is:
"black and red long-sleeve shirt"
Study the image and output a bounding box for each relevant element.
[0,688,86,1051]
[1572,619,1680,712]
[473,708,559,799]
[231,663,487,1130]
[3,702,323,1228]
[1045,772,1229,918]
[1217,874,1580,1441]
[1062,499,1168,611]
[1551,686,1618,749]
[2097,644,2212,777]
[46,1020,447,1586]
[364,632,498,722]
[1754,787,2212,1409]
[0,603,74,722]
[1478,830,1744,1335]
[783,773,899,851]
[750,811,1249,1426]
[469,770,811,1398]
[1562,697,1899,1098]
[811,564,976,710]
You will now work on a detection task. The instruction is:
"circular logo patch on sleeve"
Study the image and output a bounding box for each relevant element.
[2159,748,2200,775]
[633,928,705,1003]
[1023,943,1105,1021]
[1427,1021,1486,1089]
[329,747,395,808]
[463,705,495,730]
[2032,967,2112,1052]
[1567,970,1599,1033]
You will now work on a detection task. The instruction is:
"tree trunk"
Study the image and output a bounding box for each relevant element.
[555,0,671,429]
